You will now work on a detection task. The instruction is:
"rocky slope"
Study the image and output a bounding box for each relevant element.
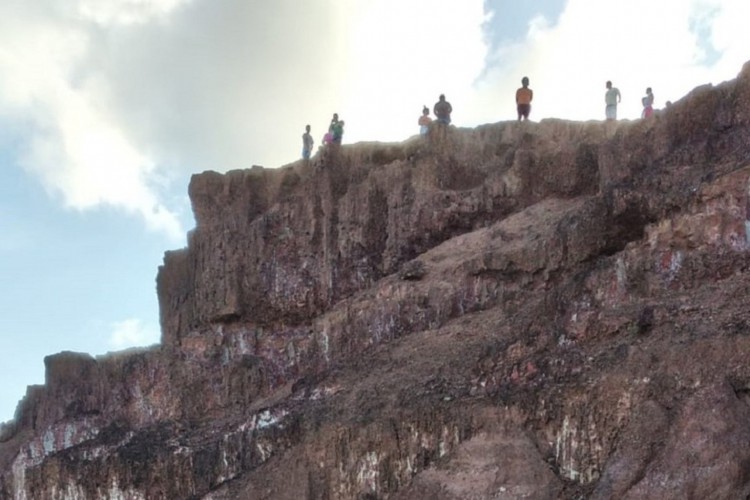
[2,61,750,499]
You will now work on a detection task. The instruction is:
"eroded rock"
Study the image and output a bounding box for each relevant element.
[4,61,750,499]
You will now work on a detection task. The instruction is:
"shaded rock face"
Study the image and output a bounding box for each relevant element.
[3,61,750,499]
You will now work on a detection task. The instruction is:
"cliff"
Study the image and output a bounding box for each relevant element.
[2,61,750,499]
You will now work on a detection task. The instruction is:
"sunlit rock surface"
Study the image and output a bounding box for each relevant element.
[3,61,750,499]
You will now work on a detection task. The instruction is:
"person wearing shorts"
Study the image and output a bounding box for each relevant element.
[302,124,313,159]
[516,76,533,121]
[605,81,621,121]
[418,106,432,135]
[433,94,452,124]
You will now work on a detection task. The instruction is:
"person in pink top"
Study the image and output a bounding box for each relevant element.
[641,87,654,118]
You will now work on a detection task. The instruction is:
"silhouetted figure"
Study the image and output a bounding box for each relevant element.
[324,113,339,144]
[641,87,654,118]
[329,113,339,133]
[433,94,452,124]
[418,106,432,135]
[516,77,533,121]
[302,125,313,159]
[332,119,345,144]
[605,81,621,121]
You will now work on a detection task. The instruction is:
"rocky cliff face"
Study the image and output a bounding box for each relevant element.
[3,62,750,499]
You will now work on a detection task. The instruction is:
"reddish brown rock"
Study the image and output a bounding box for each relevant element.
[3,61,750,499]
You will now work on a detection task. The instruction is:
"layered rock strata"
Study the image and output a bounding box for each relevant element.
[2,62,750,499]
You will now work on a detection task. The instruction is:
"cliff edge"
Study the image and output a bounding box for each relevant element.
[3,61,750,499]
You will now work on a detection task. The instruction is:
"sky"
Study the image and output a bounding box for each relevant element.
[1,0,749,423]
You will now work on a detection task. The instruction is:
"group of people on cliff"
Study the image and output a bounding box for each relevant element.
[604,81,656,120]
[413,81,531,138]
[416,94,453,134]
[302,78,659,159]
[302,113,345,160]
[414,78,654,133]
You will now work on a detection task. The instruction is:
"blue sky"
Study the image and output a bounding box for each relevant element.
[0,147,192,421]
[1,0,748,422]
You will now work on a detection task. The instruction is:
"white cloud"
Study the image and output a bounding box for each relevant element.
[108,318,160,349]
[336,0,489,143]
[470,0,750,124]
[704,0,750,73]
[78,0,188,26]
[2,0,748,243]
[0,0,491,240]
[0,0,185,241]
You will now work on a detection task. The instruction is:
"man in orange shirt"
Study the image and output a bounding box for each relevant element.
[516,76,533,121]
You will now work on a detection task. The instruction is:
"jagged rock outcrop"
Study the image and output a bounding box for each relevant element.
[3,61,750,499]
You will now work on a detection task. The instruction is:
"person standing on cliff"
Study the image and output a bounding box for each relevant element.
[516,76,533,121]
[434,94,452,124]
[323,113,339,145]
[605,81,621,121]
[418,106,432,135]
[328,113,339,134]
[641,87,654,118]
[332,119,345,144]
[302,124,314,160]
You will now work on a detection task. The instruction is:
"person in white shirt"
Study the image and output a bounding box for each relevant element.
[605,81,621,121]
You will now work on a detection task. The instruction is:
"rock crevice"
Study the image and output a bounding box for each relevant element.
[3,61,750,499]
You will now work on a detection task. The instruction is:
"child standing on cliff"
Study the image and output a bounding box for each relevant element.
[418,106,432,135]
[642,88,654,118]
[516,77,533,121]
[323,113,338,145]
